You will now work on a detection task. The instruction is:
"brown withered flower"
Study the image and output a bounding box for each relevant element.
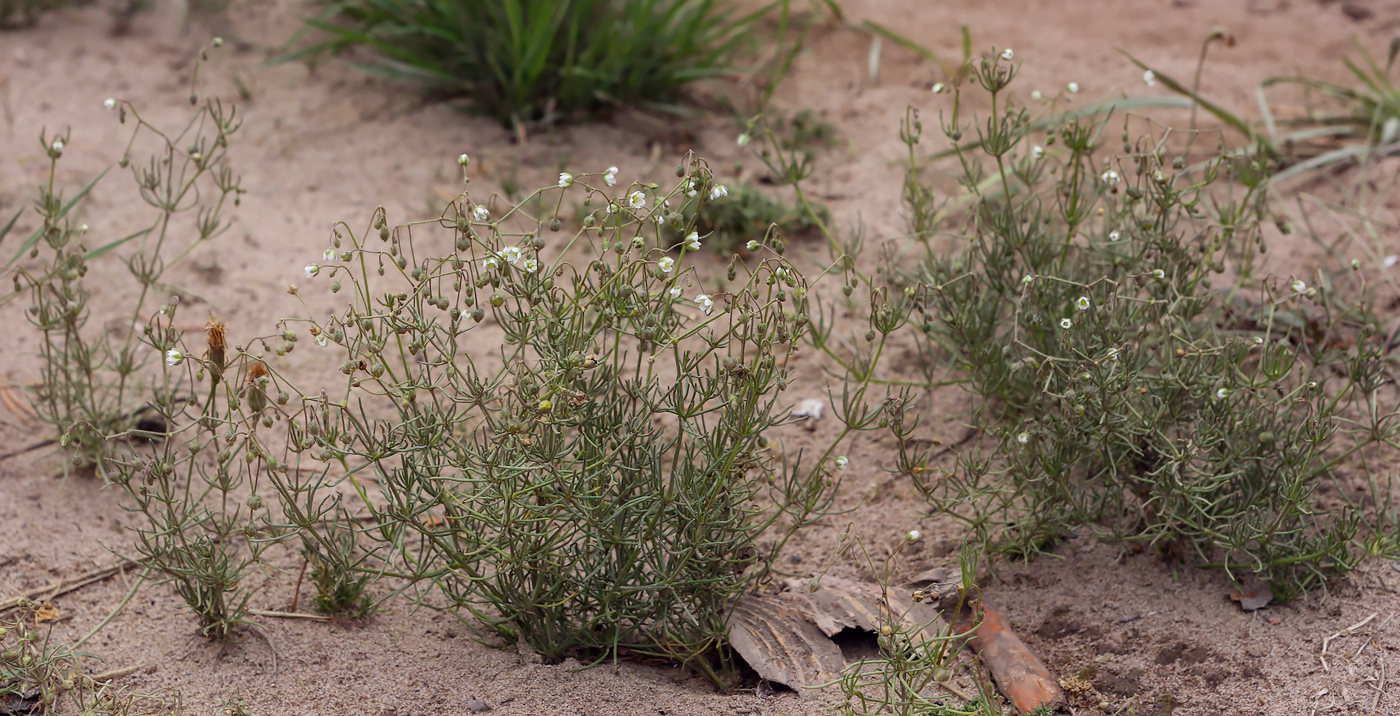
[205,316,229,381]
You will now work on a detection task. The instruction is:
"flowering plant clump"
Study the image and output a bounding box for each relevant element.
[230,152,849,685]
[880,48,1397,599]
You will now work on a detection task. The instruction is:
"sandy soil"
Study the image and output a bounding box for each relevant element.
[3,0,1400,714]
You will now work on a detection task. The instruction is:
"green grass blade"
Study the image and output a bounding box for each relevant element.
[5,165,110,271]
[1119,49,1260,144]
[58,165,111,222]
[0,206,21,248]
[84,227,152,260]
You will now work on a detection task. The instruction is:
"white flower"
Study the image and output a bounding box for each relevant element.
[1059,318,1073,329]
[1022,274,1034,285]
[932,82,945,94]
[1215,388,1229,400]
[1076,296,1090,311]
[1253,336,1264,345]
[1031,90,1042,101]
[607,202,618,214]
[104,98,116,110]
[1107,347,1119,362]
[482,255,500,271]
[558,172,574,188]
[473,205,490,222]
[737,133,751,147]
[1031,145,1044,160]
[501,246,523,265]
[1108,230,1120,242]
[322,248,336,261]
[669,287,682,299]
[1142,69,1156,87]
[165,349,185,366]
[628,191,647,209]
[684,232,701,252]
[906,529,921,542]
[1017,432,1029,445]
[746,240,760,251]
[1101,169,1121,185]
[304,263,320,278]
[522,257,538,274]
[1067,81,1080,94]
[709,185,729,201]
[458,153,470,166]
[695,294,714,314]
[686,180,699,198]
[1291,279,1307,294]
[834,455,848,470]
[1152,269,1166,279]
[657,256,675,273]
[79,224,88,233]
[315,334,327,348]
[1386,255,1398,268]
[1001,48,1014,61]
[604,166,618,186]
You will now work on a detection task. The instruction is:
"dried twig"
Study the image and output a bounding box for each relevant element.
[1320,611,1378,673]
[247,608,332,622]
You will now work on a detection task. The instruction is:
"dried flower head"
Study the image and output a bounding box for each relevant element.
[205,317,229,379]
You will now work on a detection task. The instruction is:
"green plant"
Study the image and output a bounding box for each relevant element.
[666,181,829,256]
[1123,35,1400,185]
[5,55,282,639]
[6,81,245,478]
[300,507,376,619]
[831,544,998,716]
[250,158,865,686]
[0,599,180,716]
[277,0,778,126]
[880,49,1397,599]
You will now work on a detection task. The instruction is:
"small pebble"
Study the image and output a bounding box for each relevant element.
[466,699,491,713]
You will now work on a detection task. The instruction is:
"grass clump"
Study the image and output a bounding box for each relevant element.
[300,508,375,619]
[279,0,774,126]
[879,50,1399,599]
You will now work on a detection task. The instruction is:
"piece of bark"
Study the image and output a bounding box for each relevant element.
[954,601,1064,714]
[781,575,949,642]
[727,595,846,693]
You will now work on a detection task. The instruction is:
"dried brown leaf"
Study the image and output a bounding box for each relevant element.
[726,595,845,693]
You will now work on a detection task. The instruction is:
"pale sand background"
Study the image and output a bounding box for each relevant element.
[3,0,1400,713]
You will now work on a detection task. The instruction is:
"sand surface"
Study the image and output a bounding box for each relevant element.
[3,0,1400,714]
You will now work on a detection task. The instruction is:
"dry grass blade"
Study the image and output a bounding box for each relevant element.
[0,559,147,614]
[0,378,37,424]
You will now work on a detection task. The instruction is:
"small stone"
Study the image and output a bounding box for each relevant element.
[466,699,491,713]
